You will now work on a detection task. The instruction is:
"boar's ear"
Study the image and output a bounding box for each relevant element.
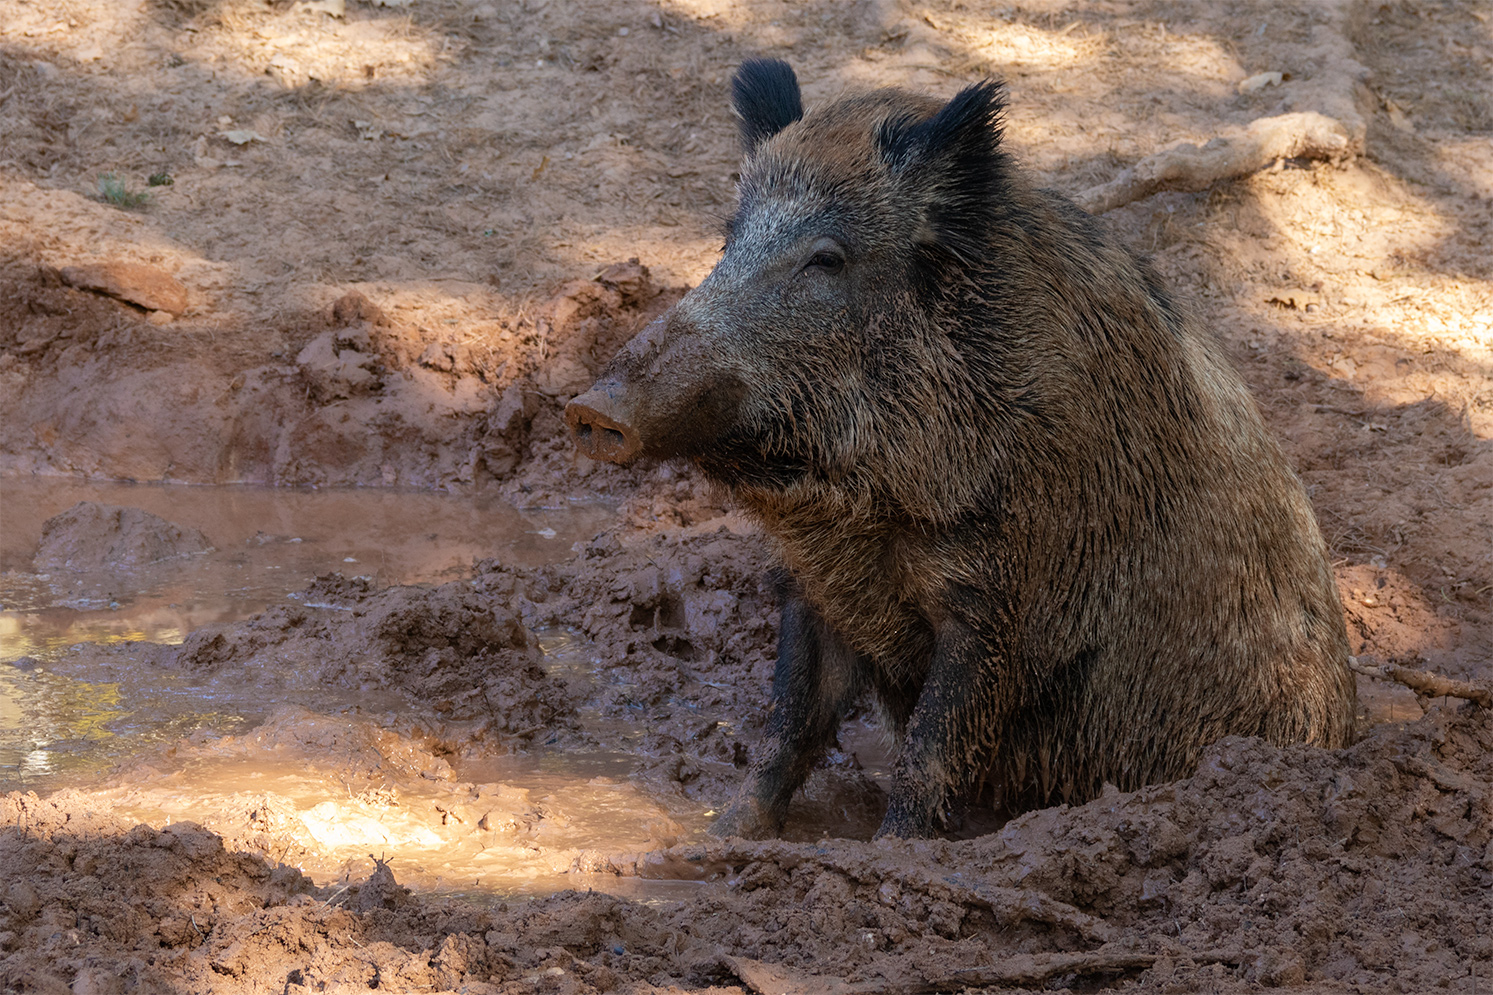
[877,79,1010,267]
[732,58,804,153]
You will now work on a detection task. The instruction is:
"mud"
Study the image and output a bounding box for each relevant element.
[4,705,1490,993]
[0,249,678,489]
[3,0,1493,992]
[32,502,213,573]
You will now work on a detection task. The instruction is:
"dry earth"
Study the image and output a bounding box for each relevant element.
[2,0,1492,992]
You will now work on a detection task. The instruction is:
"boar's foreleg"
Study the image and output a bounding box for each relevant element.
[711,573,866,839]
[876,616,1005,840]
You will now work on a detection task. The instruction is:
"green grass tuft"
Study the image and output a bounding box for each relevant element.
[97,173,151,210]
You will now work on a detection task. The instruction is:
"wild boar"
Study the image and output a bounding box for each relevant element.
[566,59,1355,839]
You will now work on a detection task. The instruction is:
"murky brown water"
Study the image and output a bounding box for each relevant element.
[0,478,733,901]
[0,476,613,652]
[0,477,613,779]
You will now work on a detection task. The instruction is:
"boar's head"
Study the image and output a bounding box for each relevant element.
[567,59,1012,496]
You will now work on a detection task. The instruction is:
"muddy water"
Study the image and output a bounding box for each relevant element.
[0,478,728,900]
[0,476,613,653]
[0,477,612,779]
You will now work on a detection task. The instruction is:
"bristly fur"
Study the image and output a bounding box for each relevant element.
[876,79,1012,272]
[732,58,804,152]
[570,62,1357,842]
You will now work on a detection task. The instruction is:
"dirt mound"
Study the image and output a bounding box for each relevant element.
[169,574,575,747]
[618,702,1493,992]
[33,501,214,572]
[674,703,1493,993]
[0,792,520,994]
[3,705,1487,993]
[0,792,318,995]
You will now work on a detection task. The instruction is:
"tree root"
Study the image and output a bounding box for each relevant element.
[699,841,1112,943]
[724,947,1240,994]
[1074,0,1370,214]
[929,947,1241,991]
[1074,111,1361,215]
[1349,655,1492,709]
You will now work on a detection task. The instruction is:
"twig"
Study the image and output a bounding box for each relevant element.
[321,883,354,907]
[1349,655,1492,709]
[1075,111,1359,215]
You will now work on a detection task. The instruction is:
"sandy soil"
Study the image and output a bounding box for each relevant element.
[2,0,1492,992]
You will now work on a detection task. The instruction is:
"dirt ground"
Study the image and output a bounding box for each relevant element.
[2,0,1492,992]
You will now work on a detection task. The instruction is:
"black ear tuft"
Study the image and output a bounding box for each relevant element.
[732,58,804,153]
[877,79,1007,174]
[876,79,1010,268]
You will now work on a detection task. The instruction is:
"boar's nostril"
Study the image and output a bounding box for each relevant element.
[572,420,624,449]
[565,390,644,464]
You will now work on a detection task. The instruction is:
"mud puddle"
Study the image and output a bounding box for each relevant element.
[0,478,751,902]
[0,487,555,769]
[0,476,614,655]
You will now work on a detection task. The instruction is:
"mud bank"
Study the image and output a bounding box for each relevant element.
[3,703,1490,994]
[0,254,677,490]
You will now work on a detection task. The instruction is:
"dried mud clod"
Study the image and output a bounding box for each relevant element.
[57,261,189,316]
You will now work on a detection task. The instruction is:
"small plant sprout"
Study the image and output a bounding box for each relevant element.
[97,172,150,209]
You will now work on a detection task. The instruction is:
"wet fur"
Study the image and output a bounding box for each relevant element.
[589,60,1356,838]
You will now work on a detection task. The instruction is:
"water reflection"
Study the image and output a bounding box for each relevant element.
[0,665,128,782]
[0,476,614,662]
[0,477,615,579]
[0,477,615,790]
[0,478,735,901]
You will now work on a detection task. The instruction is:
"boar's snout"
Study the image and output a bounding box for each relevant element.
[566,384,644,464]
[566,310,750,466]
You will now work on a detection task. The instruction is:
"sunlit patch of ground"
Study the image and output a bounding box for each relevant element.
[80,706,704,900]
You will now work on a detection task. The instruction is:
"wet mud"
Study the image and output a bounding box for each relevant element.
[4,0,1493,992]
[5,480,1491,994]
[4,696,1490,993]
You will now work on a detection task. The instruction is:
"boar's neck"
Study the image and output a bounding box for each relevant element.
[737,480,952,664]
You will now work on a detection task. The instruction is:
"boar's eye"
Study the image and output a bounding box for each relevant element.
[808,251,843,273]
[802,241,845,277]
